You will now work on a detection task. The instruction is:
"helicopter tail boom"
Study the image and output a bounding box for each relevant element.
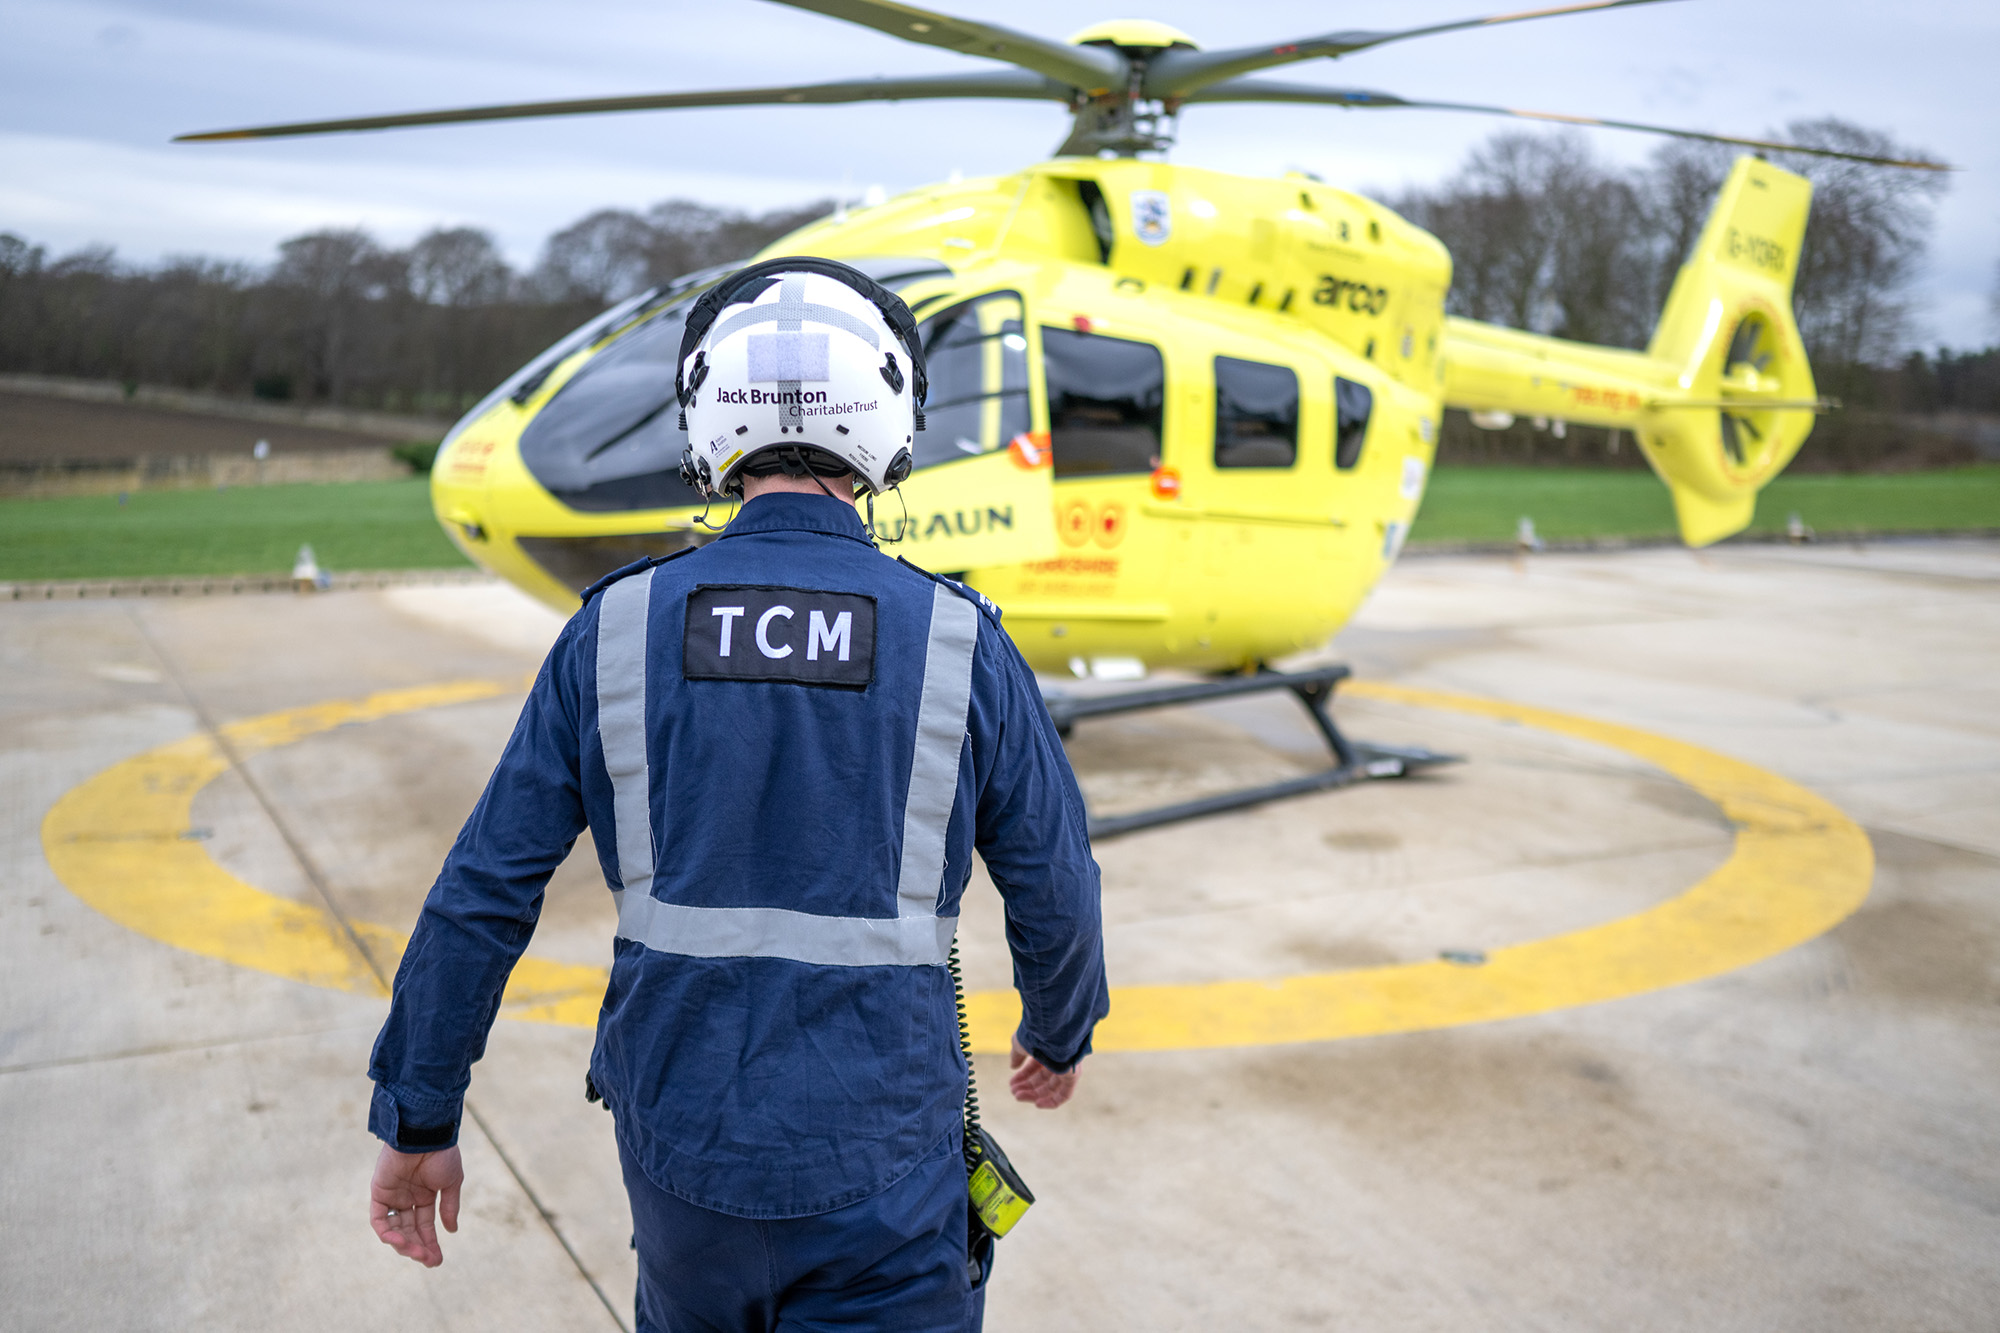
[1441,156,1818,546]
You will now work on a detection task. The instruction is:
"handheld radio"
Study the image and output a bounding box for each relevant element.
[948,942,1035,1282]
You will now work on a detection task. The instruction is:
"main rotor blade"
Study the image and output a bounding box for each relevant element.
[173,71,1067,141]
[762,0,1124,93]
[1182,79,1954,170]
[1146,0,1679,100]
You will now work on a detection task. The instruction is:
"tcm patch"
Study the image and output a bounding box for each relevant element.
[684,585,876,688]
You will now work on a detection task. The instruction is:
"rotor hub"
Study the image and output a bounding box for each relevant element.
[1066,19,1198,51]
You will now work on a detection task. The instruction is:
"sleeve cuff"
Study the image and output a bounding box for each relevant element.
[369,1082,463,1153]
[1015,1027,1089,1075]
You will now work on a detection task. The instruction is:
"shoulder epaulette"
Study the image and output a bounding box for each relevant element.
[578,544,699,604]
[896,555,1002,623]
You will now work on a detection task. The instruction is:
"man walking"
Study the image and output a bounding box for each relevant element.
[365,257,1108,1331]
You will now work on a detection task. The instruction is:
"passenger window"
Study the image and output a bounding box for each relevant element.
[1335,377,1373,470]
[912,293,1029,472]
[1041,325,1165,478]
[1214,357,1299,468]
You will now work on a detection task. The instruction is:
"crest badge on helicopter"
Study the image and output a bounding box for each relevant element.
[1130,191,1173,246]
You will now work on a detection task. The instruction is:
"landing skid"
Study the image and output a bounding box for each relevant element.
[1041,665,1461,839]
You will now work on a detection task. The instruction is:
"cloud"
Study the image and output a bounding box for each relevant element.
[1,0,1993,345]
[0,130,858,270]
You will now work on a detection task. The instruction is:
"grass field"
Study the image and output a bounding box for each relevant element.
[0,479,468,581]
[3,467,1997,582]
[1408,465,2000,545]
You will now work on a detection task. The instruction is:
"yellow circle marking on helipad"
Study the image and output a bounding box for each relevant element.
[42,678,1872,1052]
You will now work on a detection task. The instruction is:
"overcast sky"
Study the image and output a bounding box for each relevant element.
[3,0,1993,348]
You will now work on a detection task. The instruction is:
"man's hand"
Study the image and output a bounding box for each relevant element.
[370,1143,463,1267]
[1009,1034,1081,1109]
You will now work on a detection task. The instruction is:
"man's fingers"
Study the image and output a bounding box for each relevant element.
[414,1199,442,1267]
[440,1178,460,1234]
[372,1188,437,1265]
[1009,1057,1079,1109]
[373,1194,417,1253]
[1009,1061,1049,1094]
[377,1213,429,1264]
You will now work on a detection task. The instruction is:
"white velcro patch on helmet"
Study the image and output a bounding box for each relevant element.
[747,331,831,383]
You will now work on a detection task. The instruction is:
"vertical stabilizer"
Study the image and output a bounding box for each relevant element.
[1639,158,1817,546]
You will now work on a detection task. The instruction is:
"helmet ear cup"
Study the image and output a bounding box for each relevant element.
[678,448,712,493]
[884,448,913,487]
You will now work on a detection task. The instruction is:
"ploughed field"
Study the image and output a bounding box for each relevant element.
[0,390,399,462]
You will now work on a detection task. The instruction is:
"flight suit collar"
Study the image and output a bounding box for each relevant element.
[721,492,874,546]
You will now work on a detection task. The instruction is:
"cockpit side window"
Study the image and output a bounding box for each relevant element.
[1214,356,1299,469]
[1334,377,1374,470]
[1041,326,1165,478]
[517,302,704,513]
[913,292,1029,472]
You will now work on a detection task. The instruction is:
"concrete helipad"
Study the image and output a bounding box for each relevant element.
[4,539,1996,1330]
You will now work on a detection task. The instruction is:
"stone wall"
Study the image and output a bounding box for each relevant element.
[0,449,413,498]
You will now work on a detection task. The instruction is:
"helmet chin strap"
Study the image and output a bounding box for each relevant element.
[692,490,738,533]
[864,484,910,548]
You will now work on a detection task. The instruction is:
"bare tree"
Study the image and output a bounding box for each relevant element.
[0,195,838,413]
[534,209,655,303]
[1399,119,1948,372]
[408,227,512,307]
[0,233,50,372]
[1395,132,1652,348]
[1633,138,1735,325]
[641,199,737,284]
[1541,158,1651,347]
[1767,118,1949,375]
[701,199,836,272]
[130,256,255,390]
[263,229,408,401]
[0,233,44,280]
[537,199,835,300]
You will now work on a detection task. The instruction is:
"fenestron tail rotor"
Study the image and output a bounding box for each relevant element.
[171,0,1953,170]
[1717,313,1790,469]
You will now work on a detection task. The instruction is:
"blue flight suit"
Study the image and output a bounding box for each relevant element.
[369,492,1109,1330]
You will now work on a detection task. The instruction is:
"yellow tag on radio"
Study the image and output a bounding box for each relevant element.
[968,1159,1033,1237]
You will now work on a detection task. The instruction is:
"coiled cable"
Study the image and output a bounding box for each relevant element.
[948,938,980,1173]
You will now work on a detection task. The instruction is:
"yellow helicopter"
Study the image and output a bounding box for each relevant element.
[179,0,1945,830]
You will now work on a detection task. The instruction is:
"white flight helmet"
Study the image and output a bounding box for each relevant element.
[676,257,926,497]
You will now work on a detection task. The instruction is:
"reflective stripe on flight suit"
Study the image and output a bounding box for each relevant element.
[596,569,979,968]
